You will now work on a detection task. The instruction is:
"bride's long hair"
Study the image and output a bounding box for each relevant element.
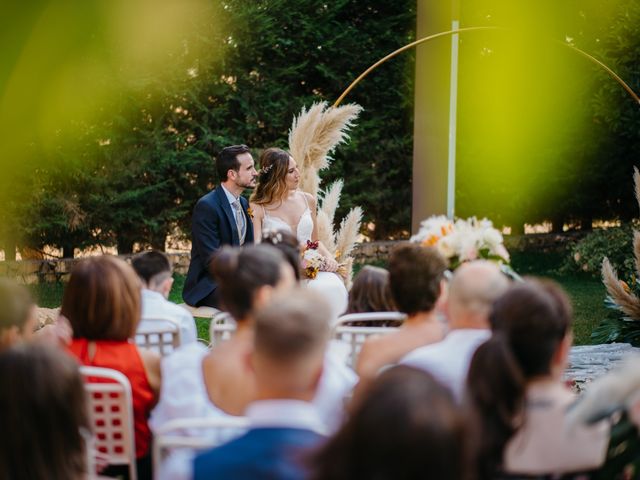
[250,148,292,206]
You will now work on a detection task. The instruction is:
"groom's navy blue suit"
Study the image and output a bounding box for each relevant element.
[183,186,254,306]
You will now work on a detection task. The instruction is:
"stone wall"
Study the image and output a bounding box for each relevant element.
[0,233,586,284]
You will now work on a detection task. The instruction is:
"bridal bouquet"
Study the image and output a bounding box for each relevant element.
[301,241,324,279]
[301,240,349,281]
[411,215,510,270]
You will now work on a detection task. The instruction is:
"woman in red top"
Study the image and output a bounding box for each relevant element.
[63,255,161,480]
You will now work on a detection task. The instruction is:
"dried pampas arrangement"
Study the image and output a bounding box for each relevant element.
[288,102,363,286]
[602,167,640,320]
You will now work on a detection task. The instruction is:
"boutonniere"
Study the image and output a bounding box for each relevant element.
[246,207,254,219]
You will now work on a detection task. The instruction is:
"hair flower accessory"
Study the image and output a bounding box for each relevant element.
[260,163,274,176]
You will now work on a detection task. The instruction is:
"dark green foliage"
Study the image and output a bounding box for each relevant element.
[9,0,416,255]
[563,225,637,279]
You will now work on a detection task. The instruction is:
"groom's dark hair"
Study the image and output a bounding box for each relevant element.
[217,144,251,181]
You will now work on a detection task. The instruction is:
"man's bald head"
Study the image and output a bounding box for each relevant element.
[447,261,509,329]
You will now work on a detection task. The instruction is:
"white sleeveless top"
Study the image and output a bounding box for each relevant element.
[261,191,314,244]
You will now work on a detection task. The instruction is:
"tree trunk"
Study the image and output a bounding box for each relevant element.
[150,232,167,252]
[510,223,525,235]
[551,215,565,234]
[3,240,16,261]
[117,237,135,255]
[62,244,76,259]
[580,215,593,231]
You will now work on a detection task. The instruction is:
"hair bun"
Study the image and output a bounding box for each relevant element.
[210,247,241,282]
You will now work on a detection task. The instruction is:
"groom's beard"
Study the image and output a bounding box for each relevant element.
[236,178,256,190]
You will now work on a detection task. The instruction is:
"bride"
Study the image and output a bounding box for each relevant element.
[250,147,348,318]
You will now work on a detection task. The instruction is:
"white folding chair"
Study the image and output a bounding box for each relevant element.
[153,416,249,477]
[80,366,137,480]
[135,316,182,356]
[209,312,236,347]
[332,311,407,328]
[332,325,398,368]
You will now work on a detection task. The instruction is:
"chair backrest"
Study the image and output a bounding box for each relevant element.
[178,303,221,319]
[209,312,236,347]
[332,311,407,328]
[136,315,182,356]
[80,366,137,480]
[333,325,398,368]
[153,416,250,477]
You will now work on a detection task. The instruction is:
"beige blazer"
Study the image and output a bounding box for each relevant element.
[504,381,610,475]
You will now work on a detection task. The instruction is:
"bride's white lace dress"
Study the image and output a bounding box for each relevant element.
[262,198,348,319]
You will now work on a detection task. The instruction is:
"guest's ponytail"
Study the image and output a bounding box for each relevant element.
[466,334,526,479]
[466,279,572,479]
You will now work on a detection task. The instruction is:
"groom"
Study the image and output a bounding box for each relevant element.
[183,144,258,308]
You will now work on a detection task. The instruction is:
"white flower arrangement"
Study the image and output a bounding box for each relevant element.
[410,215,510,269]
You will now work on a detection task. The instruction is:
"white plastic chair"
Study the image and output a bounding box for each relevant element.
[333,325,398,368]
[135,316,182,356]
[80,366,137,480]
[153,416,249,478]
[332,311,407,328]
[209,312,236,347]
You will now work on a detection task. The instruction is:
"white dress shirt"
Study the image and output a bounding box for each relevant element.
[401,328,491,401]
[247,399,326,435]
[138,289,198,346]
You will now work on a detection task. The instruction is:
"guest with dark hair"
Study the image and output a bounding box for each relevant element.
[183,144,258,307]
[309,365,472,480]
[345,265,396,316]
[467,279,609,479]
[356,244,448,386]
[64,255,161,479]
[0,344,90,480]
[151,244,296,480]
[261,229,302,281]
[194,288,332,480]
[402,261,509,401]
[0,277,37,350]
[133,250,197,345]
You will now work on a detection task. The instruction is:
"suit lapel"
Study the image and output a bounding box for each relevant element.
[215,187,240,245]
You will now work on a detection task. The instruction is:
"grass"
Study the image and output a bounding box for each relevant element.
[510,250,608,345]
[27,250,608,346]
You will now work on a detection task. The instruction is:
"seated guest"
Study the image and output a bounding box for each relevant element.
[309,366,472,480]
[345,265,397,316]
[152,245,356,479]
[151,245,297,480]
[467,280,610,480]
[402,261,509,400]
[0,344,90,480]
[132,250,197,345]
[261,229,302,281]
[0,278,37,350]
[356,244,447,384]
[63,255,161,480]
[0,277,69,350]
[194,288,331,480]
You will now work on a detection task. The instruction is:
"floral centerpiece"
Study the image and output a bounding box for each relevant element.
[410,215,510,270]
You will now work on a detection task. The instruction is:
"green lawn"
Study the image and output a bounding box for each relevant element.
[27,250,607,346]
[510,250,608,345]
